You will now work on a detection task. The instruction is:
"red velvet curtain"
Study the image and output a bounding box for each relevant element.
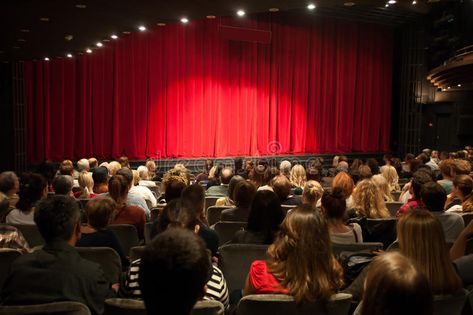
[25,13,393,163]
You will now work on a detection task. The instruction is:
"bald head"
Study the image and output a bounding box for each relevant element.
[220,168,233,185]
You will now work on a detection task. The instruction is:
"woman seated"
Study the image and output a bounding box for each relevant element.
[352,179,390,219]
[215,175,244,207]
[322,187,363,244]
[75,171,97,199]
[380,165,401,192]
[371,174,394,202]
[76,197,126,265]
[445,175,473,213]
[231,190,285,245]
[220,181,257,222]
[331,172,355,209]
[289,164,307,189]
[302,180,324,209]
[6,173,48,225]
[243,205,343,304]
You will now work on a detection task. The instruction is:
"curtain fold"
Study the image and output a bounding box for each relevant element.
[25,13,393,163]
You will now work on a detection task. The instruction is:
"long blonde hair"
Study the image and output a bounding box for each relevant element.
[353,179,390,218]
[289,164,307,188]
[78,171,94,199]
[372,174,394,202]
[380,165,400,191]
[267,205,343,304]
[397,210,462,295]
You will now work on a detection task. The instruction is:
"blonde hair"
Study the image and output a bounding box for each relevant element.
[353,179,390,218]
[380,165,400,191]
[331,172,354,199]
[78,171,94,199]
[289,164,307,188]
[302,180,324,206]
[397,210,462,295]
[132,170,140,186]
[108,161,122,176]
[372,174,394,202]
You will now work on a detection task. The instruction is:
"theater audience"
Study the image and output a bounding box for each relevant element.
[221,181,257,222]
[445,174,473,213]
[76,197,126,265]
[302,180,324,209]
[332,172,355,209]
[52,175,74,196]
[358,252,433,315]
[271,175,302,206]
[397,170,432,217]
[365,158,380,175]
[371,174,394,202]
[145,159,158,181]
[115,168,150,216]
[139,229,213,315]
[118,156,130,168]
[450,221,473,285]
[92,166,109,194]
[207,167,233,196]
[231,190,284,245]
[163,179,187,203]
[88,157,98,170]
[249,164,266,188]
[0,171,20,209]
[77,158,90,172]
[108,174,146,239]
[352,179,390,219]
[6,173,47,225]
[289,164,307,189]
[76,171,97,199]
[136,165,156,187]
[1,195,113,314]
[130,170,157,208]
[243,205,343,303]
[322,187,363,244]
[215,175,244,207]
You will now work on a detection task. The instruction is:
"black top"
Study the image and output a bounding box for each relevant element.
[1,240,113,315]
[220,207,250,222]
[199,223,219,257]
[231,229,273,245]
[76,229,127,266]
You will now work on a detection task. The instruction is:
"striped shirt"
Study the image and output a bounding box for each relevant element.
[120,259,229,308]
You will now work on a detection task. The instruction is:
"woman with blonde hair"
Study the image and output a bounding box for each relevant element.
[76,171,96,199]
[244,205,343,304]
[371,174,393,202]
[302,180,324,209]
[108,161,122,176]
[397,210,462,295]
[352,179,390,218]
[289,164,307,189]
[380,165,400,192]
[332,172,355,209]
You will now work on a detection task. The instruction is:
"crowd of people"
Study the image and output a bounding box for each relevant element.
[1,147,473,314]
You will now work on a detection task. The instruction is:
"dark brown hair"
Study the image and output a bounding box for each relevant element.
[85,197,117,229]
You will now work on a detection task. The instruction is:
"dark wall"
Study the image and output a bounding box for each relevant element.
[421,91,473,152]
[0,63,14,172]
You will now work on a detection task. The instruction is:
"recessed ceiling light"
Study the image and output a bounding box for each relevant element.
[181,17,189,24]
[96,42,103,47]
[447,86,451,89]
[206,15,216,19]
[39,17,49,22]
[66,53,73,58]
[412,0,417,4]
[269,8,279,12]
[44,57,50,61]
[111,34,118,39]
[442,88,446,91]
[236,10,246,17]
[385,3,389,7]
[157,23,166,26]
[388,0,396,3]
[138,25,146,31]
[20,29,30,33]
[86,49,92,53]
[307,3,316,10]
[344,2,355,6]
[458,84,462,87]
[75,4,87,8]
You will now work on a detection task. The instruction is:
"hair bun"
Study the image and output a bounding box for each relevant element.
[331,187,345,199]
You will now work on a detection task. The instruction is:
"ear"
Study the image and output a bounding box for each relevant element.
[194,224,200,235]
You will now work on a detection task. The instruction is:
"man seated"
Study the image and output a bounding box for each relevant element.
[206,167,233,196]
[1,195,113,314]
[0,171,20,209]
[52,175,74,196]
[139,228,212,315]
[271,175,302,206]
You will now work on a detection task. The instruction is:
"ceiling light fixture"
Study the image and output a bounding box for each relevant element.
[307,3,316,10]
[138,25,146,31]
[447,86,451,89]
[96,42,103,47]
[385,3,389,7]
[344,2,356,6]
[412,0,417,4]
[388,0,396,4]
[181,17,189,24]
[86,49,92,53]
[111,34,118,39]
[44,57,50,61]
[66,53,73,58]
[269,8,280,12]
[236,10,246,17]
[458,84,462,87]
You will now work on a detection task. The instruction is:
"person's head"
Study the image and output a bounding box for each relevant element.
[353,179,389,218]
[233,180,257,208]
[420,182,446,212]
[108,174,130,204]
[34,195,81,244]
[380,165,400,191]
[92,166,109,185]
[280,160,292,177]
[52,175,74,196]
[227,175,244,200]
[264,167,280,185]
[439,151,449,161]
[145,160,157,176]
[78,171,94,197]
[372,174,393,202]
[220,167,233,185]
[137,166,150,181]
[331,172,354,199]
[59,160,74,176]
[450,159,472,177]
[132,170,140,186]
[439,159,452,179]
[302,180,324,206]
[336,161,349,173]
[116,167,134,190]
[118,156,130,168]
[289,164,307,188]
[85,197,116,229]
[77,159,90,172]
[417,153,430,165]
[139,228,212,315]
[249,164,266,187]
[271,175,292,202]
[365,158,379,175]
[247,190,284,242]
[404,153,415,162]
[165,180,187,202]
[453,175,473,199]
[432,150,439,159]
[321,187,346,221]
[358,165,372,180]
[0,171,19,196]
[267,205,342,304]
[411,170,434,199]
[108,161,122,176]
[234,158,242,171]
[162,169,190,187]
[88,157,98,169]
[157,199,200,234]
[397,209,462,294]
[181,184,205,215]
[361,252,433,315]
[16,173,48,213]
[350,159,362,170]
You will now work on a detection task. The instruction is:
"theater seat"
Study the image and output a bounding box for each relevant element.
[237,293,352,315]
[213,221,246,246]
[385,202,404,217]
[0,249,22,290]
[206,206,232,226]
[433,289,468,315]
[103,298,224,315]
[108,224,140,256]
[0,301,91,315]
[9,224,44,248]
[331,242,384,256]
[76,247,122,284]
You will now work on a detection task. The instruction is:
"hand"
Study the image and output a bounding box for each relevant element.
[111,283,120,292]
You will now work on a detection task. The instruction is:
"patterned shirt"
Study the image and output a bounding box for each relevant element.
[396,198,423,218]
[0,225,30,253]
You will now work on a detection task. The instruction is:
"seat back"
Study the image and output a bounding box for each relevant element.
[237,293,352,315]
[219,244,268,293]
[433,289,468,315]
[364,218,397,248]
[213,221,247,246]
[331,242,384,256]
[10,224,44,247]
[391,191,401,201]
[108,224,140,256]
[204,197,220,211]
[144,222,154,244]
[281,205,297,215]
[206,206,232,226]
[104,298,224,315]
[462,213,473,226]
[0,249,22,290]
[385,202,403,217]
[129,246,145,262]
[0,301,91,315]
[76,247,122,284]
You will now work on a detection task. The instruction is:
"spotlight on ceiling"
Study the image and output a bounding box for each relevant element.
[388,0,396,4]
[180,17,189,24]
[307,3,316,10]
[86,49,92,53]
[412,0,417,4]
[66,53,73,58]
[110,34,118,39]
[96,42,103,47]
[385,3,389,7]
[458,84,462,87]
[236,10,246,17]
[44,57,50,61]
[138,25,146,31]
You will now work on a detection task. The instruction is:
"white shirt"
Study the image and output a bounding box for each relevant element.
[139,180,156,187]
[6,209,35,225]
[432,211,464,243]
[330,223,363,244]
[129,185,157,208]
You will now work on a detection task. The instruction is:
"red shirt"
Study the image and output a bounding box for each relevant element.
[249,260,289,294]
[111,205,146,239]
[396,198,423,218]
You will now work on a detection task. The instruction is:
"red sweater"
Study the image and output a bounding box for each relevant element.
[111,205,146,239]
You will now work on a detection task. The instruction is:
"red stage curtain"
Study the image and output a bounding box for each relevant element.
[24,13,393,163]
